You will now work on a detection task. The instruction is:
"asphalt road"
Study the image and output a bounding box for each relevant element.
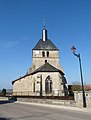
[0,101,91,120]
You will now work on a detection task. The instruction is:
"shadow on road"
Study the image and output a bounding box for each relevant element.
[0,100,16,105]
[0,96,17,105]
[0,97,17,105]
[0,118,11,120]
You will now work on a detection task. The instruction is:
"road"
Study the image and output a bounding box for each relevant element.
[0,101,91,120]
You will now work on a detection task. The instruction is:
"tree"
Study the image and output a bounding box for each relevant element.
[2,88,6,96]
[68,81,82,96]
[71,81,81,91]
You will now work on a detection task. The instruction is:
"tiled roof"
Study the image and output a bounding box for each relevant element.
[31,62,64,75]
[12,63,64,84]
[33,39,58,50]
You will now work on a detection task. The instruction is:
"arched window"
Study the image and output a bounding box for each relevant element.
[47,51,49,57]
[45,75,52,94]
[42,51,45,57]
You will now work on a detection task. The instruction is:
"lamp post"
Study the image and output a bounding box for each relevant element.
[71,46,86,108]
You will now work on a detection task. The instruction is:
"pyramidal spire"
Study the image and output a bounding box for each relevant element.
[42,19,47,41]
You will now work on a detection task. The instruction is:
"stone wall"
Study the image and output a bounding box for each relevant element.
[32,50,63,71]
[0,97,8,101]
[13,75,33,94]
[74,91,91,108]
[13,72,65,96]
[17,97,76,107]
[32,72,65,96]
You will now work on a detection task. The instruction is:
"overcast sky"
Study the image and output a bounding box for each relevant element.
[0,0,91,89]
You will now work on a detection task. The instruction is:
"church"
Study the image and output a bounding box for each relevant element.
[12,27,68,96]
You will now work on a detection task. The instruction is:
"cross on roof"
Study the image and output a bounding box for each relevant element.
[43,18,46,28]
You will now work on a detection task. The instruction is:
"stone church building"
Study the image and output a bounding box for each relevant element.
[12,27,68,96]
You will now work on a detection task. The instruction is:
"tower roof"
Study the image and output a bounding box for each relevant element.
[33,28,58,50]
[33,39,58,50]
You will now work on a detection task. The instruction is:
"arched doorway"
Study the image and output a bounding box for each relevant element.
[45,75,52,94]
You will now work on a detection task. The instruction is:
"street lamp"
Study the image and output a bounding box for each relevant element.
[71,46,86,108]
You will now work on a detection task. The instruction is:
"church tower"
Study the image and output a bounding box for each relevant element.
[31,27,63,72]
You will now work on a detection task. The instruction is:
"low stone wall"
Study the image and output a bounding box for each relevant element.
[0,97,8,101]
[17,97,76,107]
[16,91,91,108]
[74,91,91,108]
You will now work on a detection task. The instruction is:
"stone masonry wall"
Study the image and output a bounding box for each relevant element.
[32,50,63,71]
[32,72,64,96]
[74,91,91,108]
[13,72,65,96]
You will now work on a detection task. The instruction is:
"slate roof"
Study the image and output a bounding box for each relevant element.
[12,62,64,84]
[33,39,58,50]
[31,62,64,75]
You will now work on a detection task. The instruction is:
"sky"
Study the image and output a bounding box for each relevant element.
[0,0,91,89]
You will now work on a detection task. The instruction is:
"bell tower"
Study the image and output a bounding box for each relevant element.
[30,27,63,73]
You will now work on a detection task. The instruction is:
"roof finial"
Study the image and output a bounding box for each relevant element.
[43,18,46,28]
[42,18,47,41]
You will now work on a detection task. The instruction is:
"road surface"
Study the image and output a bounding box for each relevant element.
[0,101,91,120]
